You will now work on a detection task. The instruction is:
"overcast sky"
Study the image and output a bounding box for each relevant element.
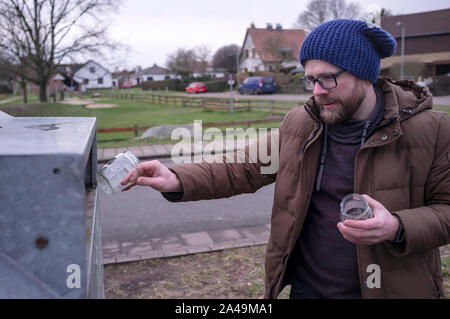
[106,0,449,70]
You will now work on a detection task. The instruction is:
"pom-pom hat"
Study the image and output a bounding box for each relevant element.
[299,19,397,83]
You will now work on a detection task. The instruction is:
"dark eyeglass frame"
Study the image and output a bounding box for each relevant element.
[301,69,346,91]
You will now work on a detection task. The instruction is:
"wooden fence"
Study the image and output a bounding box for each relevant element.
[96,91,301,114]
[98,117,284,142]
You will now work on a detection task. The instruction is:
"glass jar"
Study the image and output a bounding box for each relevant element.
[96,151,140,194]
[340,193,373,221]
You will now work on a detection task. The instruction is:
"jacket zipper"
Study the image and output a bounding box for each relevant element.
[355,115,398,298]
[270,105,320,298]
[302,105,322,154]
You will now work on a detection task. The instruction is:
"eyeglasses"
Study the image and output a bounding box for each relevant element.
[301,69,346,91]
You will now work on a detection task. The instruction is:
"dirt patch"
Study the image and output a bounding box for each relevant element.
[61,98,93,106]
[85,103,117,109]
[104,245,290,299]
[104,244,450,299]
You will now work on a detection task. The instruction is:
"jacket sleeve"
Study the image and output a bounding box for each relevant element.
[388,113,450,257]
[162,124,283,202]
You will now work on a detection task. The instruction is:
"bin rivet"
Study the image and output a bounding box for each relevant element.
[53,168,61,174]
[35,237,49,249]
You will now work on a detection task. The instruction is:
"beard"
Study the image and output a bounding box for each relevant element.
[316,82,366,125]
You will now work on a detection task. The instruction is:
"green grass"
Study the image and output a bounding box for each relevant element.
[0,95,283,148]
[434,105,450,115]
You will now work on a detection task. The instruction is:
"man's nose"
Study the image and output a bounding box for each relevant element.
[313,82,329,96]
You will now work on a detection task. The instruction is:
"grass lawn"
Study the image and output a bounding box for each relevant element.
[0,95,285,148]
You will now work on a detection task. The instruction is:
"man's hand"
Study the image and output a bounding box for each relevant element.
[120,160,183,193]
[337,195,399,245]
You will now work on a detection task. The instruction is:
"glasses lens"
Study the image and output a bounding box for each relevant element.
[319,75,337,89]
[301,78,314,90]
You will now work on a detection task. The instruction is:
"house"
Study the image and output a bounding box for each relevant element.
[111,69,134,88]
[71,60,112,90]
[238,23,307,73]
[192,67,227,79]
[131,64,179,86]
[380,9,450,83]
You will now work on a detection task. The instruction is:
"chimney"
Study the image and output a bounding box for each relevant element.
[250,22,255,28]
[266,23,273,31]
[276,23,282,32]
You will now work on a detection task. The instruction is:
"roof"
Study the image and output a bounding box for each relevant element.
[136,63,171,76]
[381,8,450,38]
[380,51,450,70]
[242,27,307,62]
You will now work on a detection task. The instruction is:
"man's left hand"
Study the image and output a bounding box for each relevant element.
[337,195,399,245]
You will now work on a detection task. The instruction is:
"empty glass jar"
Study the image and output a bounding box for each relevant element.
[340,193,373,221]
[96,151,140,195]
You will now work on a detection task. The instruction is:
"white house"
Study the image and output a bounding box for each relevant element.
[131,64,180,85]
[72,60,112,90]
[239,23,307,73]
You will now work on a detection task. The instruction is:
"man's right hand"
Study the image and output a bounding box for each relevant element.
[120,160,182,193]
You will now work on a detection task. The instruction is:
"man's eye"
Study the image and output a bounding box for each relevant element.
[321,75,334,81]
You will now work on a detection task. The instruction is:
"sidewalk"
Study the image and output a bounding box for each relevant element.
[99,137,271,265]
[102,224,271,265]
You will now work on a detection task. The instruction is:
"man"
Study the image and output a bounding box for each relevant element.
[121,19,450,298]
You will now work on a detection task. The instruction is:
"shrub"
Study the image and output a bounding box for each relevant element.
[204,80,227,92]
[141,79,179,91]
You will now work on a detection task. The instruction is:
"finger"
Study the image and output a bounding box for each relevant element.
[121,169,137,186]
[137,161,159,177]
[343,218,377,230]
[339,222,380,242]
[135,176,160,189]
[362,194,385,211]
[121,182,136,192]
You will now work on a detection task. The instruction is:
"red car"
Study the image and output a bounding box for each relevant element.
[120,83,133,88]
[186,82,207,94]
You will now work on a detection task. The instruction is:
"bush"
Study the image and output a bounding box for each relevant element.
[204,80,227,92]
[141,79,179,91]
[431,74,450,96]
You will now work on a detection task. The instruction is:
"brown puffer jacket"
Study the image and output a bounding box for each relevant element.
[166,78,450,299]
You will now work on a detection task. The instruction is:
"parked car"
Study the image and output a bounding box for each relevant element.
[186,82,207,94]
[120,83,133,88]
[238,76,275,95]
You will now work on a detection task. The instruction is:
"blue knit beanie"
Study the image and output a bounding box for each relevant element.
[299,19,396,83]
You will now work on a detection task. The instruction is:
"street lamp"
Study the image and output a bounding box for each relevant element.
[396,21,405,80]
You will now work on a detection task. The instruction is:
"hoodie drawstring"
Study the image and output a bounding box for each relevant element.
[315,120,372,192]
[315,123,328,192]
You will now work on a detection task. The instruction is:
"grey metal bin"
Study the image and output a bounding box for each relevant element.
[0,111,104,298]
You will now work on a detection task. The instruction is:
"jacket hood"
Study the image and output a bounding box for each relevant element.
[304,77,434,123]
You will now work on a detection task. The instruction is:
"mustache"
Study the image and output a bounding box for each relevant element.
[316,99,337,105]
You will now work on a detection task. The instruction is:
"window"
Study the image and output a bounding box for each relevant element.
[245,50,249,58]
[147,77,153,81]
[98,78,103,84]
[89,67,96,73]
[83,79,89,84]
[252,48,256,58]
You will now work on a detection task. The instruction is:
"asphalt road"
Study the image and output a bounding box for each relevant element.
[99,158,275,243]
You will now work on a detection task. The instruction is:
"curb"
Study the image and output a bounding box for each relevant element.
[102,224,271,265]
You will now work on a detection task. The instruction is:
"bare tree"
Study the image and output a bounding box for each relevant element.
[166,48,197,79]
[194,45,211,74]
[295,0,361,32]
[262,34,297,72]
[0,0,122,102]
[212,44,239,73]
